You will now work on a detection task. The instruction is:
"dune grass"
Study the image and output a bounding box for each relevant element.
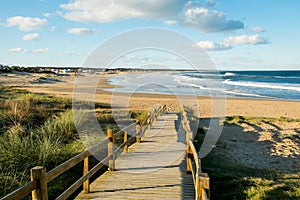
[0,85,147,198]
[0,87,84,198]
[0,112,85,198]
[0,87,101,198]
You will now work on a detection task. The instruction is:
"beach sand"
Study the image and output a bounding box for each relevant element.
[0,71,300,118]
[3,71,300,118]
[1,71,299,173]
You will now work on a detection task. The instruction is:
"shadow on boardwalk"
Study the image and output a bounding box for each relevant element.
[75,112,195,200]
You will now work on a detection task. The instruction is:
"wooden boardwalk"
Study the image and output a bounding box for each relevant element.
[76,113,195,200]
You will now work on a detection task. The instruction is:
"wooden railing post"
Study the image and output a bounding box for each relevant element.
[199,173,210,200]
[136,120,141,143]
[150,114,154,128]
[196,172,200,200]
[154,109,158,122]
[107,129,115,171]
[31,166,48,200]
[147,114,152,128]
[83,156,89,193]
[123,131,128,153]
[186,142,192,174]
[163,105,167,113]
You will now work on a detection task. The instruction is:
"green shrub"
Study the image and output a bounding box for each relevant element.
[136,111,149,123]
[38,110,78,143]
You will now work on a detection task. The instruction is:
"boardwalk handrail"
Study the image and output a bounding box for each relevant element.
[180,105,210,200]
[1,105,166,200]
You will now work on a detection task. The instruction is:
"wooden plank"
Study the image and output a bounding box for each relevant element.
[76,113,196,200]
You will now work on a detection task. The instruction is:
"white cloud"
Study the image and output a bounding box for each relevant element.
[59,0,243,33]
[6,16,47,31]
[164,20,177,25]
[43,13,51,18]
[225,34,268,45]
[60,0,185,23]
[8,47,48,53]
[67,27,98,35]
[57,51,81,56]
[8,48,26,53]
[50,26,56,31]
[182,7,244,32]
[251,26,265,33]
[22,33,40,41]
[31,48,48,53]
[197,41,232,51]
[196,34,268,51]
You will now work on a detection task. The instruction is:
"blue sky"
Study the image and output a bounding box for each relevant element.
[0,0,299,70]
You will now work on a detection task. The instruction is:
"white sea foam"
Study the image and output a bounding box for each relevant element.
[173,74,202,83]
[105,72,300,100]
[173,74,209,90]
[274,76,300,79]
[188,83,208,90]
[223,72,236,77]
[223,79,300,92]
[224,90,271,98]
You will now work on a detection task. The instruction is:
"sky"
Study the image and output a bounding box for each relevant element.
[0,0,300,70]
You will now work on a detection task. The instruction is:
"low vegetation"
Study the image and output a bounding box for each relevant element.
[195,116,300,200]
[0,86,145,198]
[0,86,84,198]
[135,110,150,123]
[225,115,300,125]
[200,153,300,200]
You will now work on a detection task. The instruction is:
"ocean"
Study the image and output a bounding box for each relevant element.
[105,70,300,101]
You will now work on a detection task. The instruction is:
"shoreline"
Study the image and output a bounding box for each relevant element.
[2,71,300,118]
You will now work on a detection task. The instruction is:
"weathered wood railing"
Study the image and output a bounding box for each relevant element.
[181,105,210,200]
[1,105,166,200]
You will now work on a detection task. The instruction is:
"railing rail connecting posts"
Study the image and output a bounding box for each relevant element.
[180,105,210,200]
[1,105,166,200]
